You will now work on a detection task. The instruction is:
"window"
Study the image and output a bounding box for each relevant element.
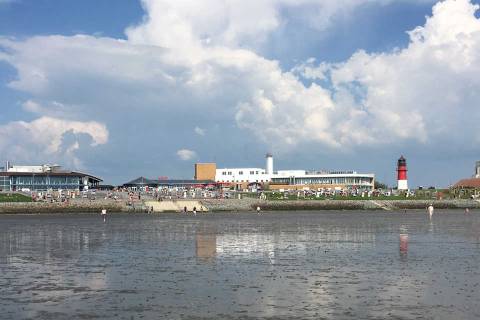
[256,171,259,174]
[239,171,243,175]
[222,172,226,175]
[228,172,232,175]
[250,171,254,174]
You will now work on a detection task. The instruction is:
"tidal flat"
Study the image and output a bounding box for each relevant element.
[0,211,479,319]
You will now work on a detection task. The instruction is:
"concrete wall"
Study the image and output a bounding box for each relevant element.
[145,200,208,213]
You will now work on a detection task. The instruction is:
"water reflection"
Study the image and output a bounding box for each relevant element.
[0,212,479,319]
[195,231,216,261]
[400,233,408,259]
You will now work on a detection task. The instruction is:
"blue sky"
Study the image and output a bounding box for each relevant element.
[1,0,479,187]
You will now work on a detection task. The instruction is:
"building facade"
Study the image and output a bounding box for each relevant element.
[0,163,102,191]
[206,154,375,190]
[194,163,217,180]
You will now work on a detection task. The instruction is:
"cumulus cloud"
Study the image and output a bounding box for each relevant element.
[0,116,108,167]
[127,0,435,51]
[177,149,197,161]
[0,0,476,175]
[239,0,480,149]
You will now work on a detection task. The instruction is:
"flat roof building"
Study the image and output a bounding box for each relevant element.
[206,154,375,190]
[123,177,216,190]
[0,163,102,191]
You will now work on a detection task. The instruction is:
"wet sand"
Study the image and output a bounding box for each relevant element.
[1,211,479,319]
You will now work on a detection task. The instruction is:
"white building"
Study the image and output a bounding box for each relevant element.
[215,154,375,190]
[0,162,102,191]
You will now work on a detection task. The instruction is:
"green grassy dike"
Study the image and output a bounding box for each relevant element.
[0,193,32,203]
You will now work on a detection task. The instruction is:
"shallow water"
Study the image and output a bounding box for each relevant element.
[0,210,479,320]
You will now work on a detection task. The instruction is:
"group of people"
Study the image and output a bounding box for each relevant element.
[183,206,198,215]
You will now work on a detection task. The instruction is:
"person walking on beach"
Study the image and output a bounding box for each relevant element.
[193,206,197,216]
[101,209,107,222]
[184,206,187,214]
[427,204,434,219]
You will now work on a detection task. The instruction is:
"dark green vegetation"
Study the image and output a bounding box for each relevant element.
[0,193,32,203]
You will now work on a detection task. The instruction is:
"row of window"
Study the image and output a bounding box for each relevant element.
[12,176,82,185]
[272,177,373,185]
[221,171,266,176]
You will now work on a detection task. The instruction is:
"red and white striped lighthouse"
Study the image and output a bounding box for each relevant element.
[397,156,408,190]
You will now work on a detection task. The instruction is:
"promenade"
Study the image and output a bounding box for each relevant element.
[1,193,479,214]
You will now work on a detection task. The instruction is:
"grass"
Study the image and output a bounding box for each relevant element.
[0,193,33,202]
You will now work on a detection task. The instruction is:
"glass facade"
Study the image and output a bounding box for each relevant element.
[11,175,81,190]
[0,175,10,191]
[271,176,374,188]
[0,174,86,191]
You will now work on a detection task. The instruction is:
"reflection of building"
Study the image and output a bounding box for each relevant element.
[0,162,102,191]
[196,233,216,259]
[196,154,375,190]
[215,231,375,258]
[400,234,408,255]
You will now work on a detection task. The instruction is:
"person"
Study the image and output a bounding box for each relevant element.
[256,206,261,214]
[184,206,187,214]
[427,204,434,219]
[101,209,107,222]
[193,206,197,216]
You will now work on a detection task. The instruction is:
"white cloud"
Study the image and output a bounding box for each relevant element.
[237,0,480,149]
[177,149,197,161]
[0,117,108,167]
[194,126,206,136]
[0,0,477,169]
[194,127,205,136]
[127,0,435,52]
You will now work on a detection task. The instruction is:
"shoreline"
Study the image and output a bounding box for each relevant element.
[0,198,479,214]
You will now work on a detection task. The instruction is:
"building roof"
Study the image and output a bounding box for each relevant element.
[0,171,103,182]
[123,177,216,186]
[452,178,480,188]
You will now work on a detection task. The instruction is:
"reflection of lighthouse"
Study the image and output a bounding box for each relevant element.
[397,156,408,190]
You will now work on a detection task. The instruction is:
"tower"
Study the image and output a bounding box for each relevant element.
[266,153,273,175]
[397,156,408,190]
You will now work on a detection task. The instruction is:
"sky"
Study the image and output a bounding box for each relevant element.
[1,0,480,188]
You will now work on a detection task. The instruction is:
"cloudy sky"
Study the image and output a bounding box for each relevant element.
[1,0,479,187]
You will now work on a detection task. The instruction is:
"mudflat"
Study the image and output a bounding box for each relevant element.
[0,211,479,319]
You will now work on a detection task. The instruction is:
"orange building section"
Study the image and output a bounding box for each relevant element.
[194,163,217,180]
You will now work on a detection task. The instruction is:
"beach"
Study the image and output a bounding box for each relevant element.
[1,211,479,319]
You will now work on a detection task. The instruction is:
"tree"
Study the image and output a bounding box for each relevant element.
[374,181,388,190]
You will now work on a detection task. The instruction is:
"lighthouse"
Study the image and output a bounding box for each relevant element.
[397,156,408,190]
